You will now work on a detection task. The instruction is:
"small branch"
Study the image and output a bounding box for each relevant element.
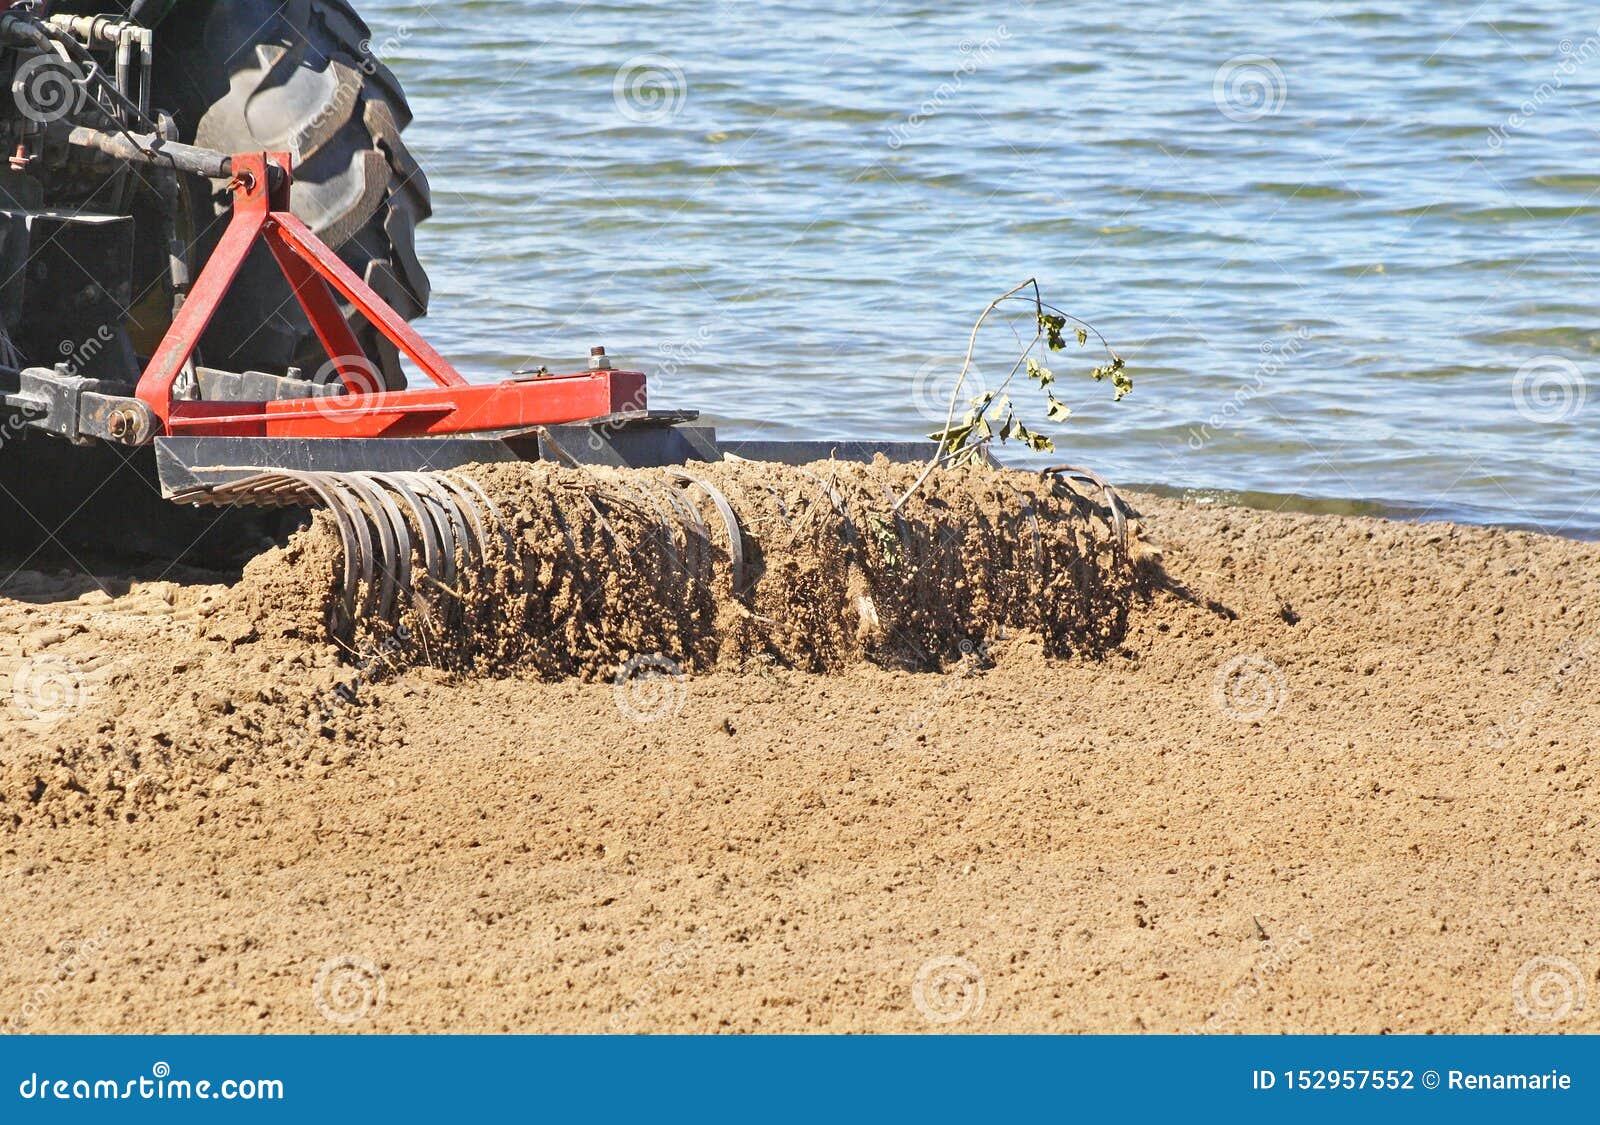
[895,278,1039,510]
[997,295,1119,358]
[895,282,1127,510]
[985,330,1040,407]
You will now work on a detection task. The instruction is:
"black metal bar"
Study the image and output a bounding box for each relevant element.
[156,431,942,498]
[154,435,537,497]
[48,123,287,187]
[717,439,938,466]
[537,421,721,468]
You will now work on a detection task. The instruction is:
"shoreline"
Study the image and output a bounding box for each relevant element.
[1127,481,1600,544]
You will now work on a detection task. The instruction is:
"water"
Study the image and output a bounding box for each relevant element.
[363,0,1600,538]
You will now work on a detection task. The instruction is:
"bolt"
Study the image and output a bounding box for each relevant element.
[106,403,151,445]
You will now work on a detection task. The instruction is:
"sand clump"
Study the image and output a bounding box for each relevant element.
[232,458,1138,680]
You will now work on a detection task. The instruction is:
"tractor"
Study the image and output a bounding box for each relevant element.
[0,1,430,557]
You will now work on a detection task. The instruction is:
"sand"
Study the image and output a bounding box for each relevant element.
[0,485,1596,1034]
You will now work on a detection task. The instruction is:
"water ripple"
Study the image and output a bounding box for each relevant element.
[363,0,1600,537]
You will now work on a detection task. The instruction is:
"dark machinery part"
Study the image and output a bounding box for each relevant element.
[0,3,433,562]
[151,0,431,389]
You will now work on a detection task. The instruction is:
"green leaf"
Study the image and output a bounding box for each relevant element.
[1046,394,1072,422]
[1038,313,1068,351]
[1026,357,1054,386]
[928,422,974,451]
[1090,356,1123,379]
[1026,430,1056,453]
[1076,328,1088,346]
[868,513,901,565]
[1085,354,1132,399]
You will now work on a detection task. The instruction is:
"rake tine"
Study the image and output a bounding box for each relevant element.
[350,473,417,620]
[374,474,445,613]
[400,473,465,589]
[276,471,362,638]
[658,479,708,590]
[450,473,519,568]
[431,472,490,562]
[319,475,378,623]
[668,469,747,598]
[339,473,411,623]
[1042,464,1126,551]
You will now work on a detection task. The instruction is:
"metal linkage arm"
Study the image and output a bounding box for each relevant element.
[133,152,645,440]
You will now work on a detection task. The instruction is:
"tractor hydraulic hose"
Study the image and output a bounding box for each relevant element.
[0,13,52,51]
[38,18,157,131]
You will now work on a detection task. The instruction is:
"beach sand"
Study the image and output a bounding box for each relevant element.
[1,490,1595,1033]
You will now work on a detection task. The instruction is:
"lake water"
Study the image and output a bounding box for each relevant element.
[365,0,1600,537]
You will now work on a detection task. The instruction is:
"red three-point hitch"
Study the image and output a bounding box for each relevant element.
[135,152,645,439]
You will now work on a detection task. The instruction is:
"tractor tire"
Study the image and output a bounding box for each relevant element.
[150,0,431,389]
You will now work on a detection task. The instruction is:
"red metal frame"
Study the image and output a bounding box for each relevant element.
[135,152,644,438]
